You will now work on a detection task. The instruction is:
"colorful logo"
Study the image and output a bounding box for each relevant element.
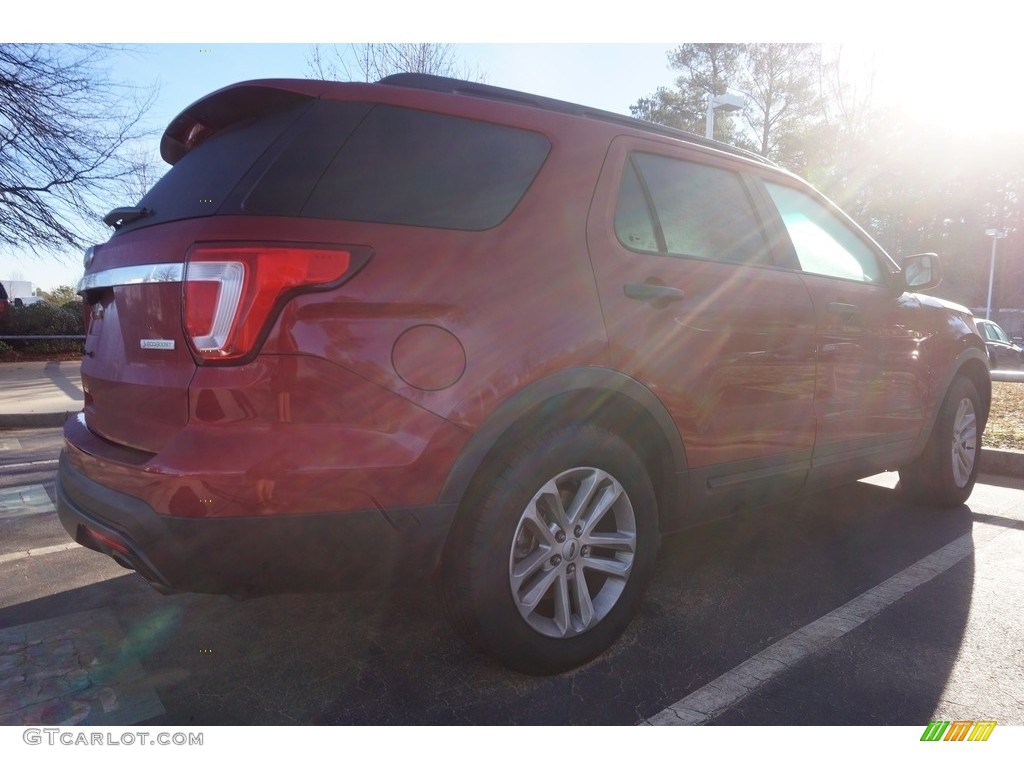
[920,720,996,741]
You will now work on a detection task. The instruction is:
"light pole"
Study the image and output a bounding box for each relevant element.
[984,228,1007,320]
[705,92,745,140]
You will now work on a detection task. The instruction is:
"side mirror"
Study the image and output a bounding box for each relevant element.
[899,253,942,292]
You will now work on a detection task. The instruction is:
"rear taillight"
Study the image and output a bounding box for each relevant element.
[86,527,130,555]
[184,244,368,362]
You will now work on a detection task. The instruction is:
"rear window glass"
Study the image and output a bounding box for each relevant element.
[120,102,312,234]
[301,105,551,230]
[240,101,373,217]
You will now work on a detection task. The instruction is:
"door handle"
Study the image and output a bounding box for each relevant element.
[623,283,685,304]
[827,302,860,315]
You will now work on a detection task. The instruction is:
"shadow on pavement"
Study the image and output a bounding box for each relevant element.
[0,480,978,725]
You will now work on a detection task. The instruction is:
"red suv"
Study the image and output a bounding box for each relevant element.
[58,74,990,674]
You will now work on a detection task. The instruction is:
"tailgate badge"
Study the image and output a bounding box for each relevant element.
[140,339,176,350]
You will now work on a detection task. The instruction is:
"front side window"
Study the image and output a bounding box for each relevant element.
[982,322,1010,343]
[764,182,882,283]
[614,153,771,266]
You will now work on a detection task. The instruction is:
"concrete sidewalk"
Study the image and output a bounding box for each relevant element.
[1,359,1022,476]
[0,361,84,428]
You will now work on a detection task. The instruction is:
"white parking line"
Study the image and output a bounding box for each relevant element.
[0,484,55,518]
[0,542,80,564]
[0,438,23,451]
[643,522,1007,725]
[1,458,60,469]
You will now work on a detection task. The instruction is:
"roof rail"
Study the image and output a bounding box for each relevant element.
[378,73,774,167]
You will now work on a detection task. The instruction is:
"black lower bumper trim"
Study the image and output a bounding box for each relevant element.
[56,452,458,595]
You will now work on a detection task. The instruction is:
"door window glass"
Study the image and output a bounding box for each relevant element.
[764,182,882,283]
[614,153,770,266]
[613,159,660,252]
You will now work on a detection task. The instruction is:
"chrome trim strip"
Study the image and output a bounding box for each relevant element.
[77,263,185,293]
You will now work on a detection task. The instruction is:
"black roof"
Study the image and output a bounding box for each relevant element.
[379,73,774,167]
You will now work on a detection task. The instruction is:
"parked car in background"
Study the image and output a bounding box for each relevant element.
[976,318,1024,370]
[58,74,991,674]
[13,295,46,307]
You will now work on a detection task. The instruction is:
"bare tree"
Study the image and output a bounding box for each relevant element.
[737,44,823,164]
[819,44,879,141]
[122,144,164,204]
[307,43,485,83]
[0,44,155,255]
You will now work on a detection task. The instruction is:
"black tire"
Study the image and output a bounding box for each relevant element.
[899,376,982,508]
[441,424,659,674]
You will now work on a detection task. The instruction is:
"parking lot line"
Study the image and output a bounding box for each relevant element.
[1,459,59,469]
[643,522,1008,725]
[0,484,55,519]
[0,543,80,564]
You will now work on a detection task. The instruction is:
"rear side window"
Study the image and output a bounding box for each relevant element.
[301,105,551,230]
[615,153,771,266]
[122,102,313,233]
[126,100,549,233]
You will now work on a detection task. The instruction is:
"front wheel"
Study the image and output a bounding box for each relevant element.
[441,424,659,674]
[899,376,982,507]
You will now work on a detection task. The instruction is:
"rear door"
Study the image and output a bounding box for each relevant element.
[587,137,818,518]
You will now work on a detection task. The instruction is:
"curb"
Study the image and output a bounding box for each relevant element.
[979,448,1024,478]
[0,411,75,429]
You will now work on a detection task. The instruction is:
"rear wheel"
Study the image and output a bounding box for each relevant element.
[899,376,981,507]
[441,424,659,674]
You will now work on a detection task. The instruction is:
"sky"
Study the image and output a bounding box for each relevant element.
[2,42,677,292]
[4,1,1022,292]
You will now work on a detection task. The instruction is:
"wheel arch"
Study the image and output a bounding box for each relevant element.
[912,348,991,459]
[437,367,688,535]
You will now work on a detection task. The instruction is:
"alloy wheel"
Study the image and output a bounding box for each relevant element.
[508,467,637,638]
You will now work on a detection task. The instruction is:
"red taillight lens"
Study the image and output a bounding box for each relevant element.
[87,527,130,554]
[184,244,356,362]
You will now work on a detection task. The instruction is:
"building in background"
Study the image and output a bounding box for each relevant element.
[0,280,34,300]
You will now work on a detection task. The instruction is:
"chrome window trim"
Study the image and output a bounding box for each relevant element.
[77,263,185,293]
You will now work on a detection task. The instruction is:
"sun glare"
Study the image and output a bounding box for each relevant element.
[866,43,1024,138]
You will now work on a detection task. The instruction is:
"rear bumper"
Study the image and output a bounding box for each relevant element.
[56,450,457,595]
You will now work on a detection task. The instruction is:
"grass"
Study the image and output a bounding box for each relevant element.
[985,381,1024,452]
